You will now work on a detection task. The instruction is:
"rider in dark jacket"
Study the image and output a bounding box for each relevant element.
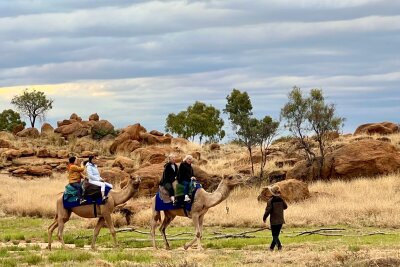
[177,155,195,202]
[159,154,178,202]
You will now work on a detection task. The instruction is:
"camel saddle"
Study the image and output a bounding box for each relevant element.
[62,180,112,209]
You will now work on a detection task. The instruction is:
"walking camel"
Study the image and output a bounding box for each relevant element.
[47,176,141,250]
[150,174,244,250]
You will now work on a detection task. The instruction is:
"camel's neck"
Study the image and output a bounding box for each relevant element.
[203,181,232,209]
[109,183,136,205]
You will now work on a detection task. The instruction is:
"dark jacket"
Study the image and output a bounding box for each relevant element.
[159,162,178,186]
[177,161,194,184]
[263,196,288,225]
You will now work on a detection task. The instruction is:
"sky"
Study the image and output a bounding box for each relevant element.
[0,0,399,139]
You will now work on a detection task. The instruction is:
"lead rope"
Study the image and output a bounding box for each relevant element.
[225,198,229,214]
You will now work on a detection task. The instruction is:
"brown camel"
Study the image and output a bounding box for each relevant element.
[150,174,244,250]
[47,176,141,250]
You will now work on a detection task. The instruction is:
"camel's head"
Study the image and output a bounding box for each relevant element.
[222,174,245,187]
[128,176,142,194]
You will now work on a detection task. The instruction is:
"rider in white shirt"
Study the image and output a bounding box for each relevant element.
[86,155,113,201]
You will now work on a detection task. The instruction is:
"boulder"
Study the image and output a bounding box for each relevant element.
[73,139,95,153]
[91,120,115,139]
[354,122,399,135]
[132,163,164,197]
[2,149,22,160]
[257,179,310,203]
[11,168,28,176]
[12,124,25,135]
[287,139,400,181]
[0,139,14,149]
[210,143,220,151]
[116,140,141,155]
[123,123,147,141]
[112,156,136,170]
[89,113,100,121]
[275,158,299,168]
[19,148,35,157]
[110,132,131,154]
[192,151,201,160]
[100,168,131,186]
[57,150,69,159]
[57,119,72,127]
[140,132,160,145]
[37,148,51,158]
[131,147,172,165]
[54,122,90,138]
[149,130,163,136]
[41,123,54,135]
[27,165,53,176]
[70,113,82,121]
[268,170,287,183]
[16,128,40,138]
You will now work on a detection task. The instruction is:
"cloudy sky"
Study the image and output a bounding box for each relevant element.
[0,0,399,138]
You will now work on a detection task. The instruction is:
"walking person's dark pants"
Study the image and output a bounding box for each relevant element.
[270,224,283,250]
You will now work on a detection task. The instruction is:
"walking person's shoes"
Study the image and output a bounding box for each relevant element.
[184,195,191,202]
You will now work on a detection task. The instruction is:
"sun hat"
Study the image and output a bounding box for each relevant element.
[268,185,281,196]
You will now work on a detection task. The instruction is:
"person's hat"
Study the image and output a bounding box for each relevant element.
[268,185,281,196]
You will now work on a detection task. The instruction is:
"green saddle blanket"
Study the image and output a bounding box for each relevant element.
[175,181,201,197]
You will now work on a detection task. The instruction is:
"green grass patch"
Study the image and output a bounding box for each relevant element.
[101,250,153,263]
[0,258,17,267]
[48,250,93,263]
[24,254,42,265]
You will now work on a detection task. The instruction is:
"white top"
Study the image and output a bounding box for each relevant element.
[86,162,102,182]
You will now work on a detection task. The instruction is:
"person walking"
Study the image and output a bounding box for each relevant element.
[263,185,287,251]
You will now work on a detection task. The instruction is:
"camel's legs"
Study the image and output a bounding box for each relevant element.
[150,211,161,249]
[159,213,175,250]
[184,215,200,250]
[103,213,117,247]
[47,218,58,250]
[197,214,205,250]
[56,213,70,247]
[91,217,105,249]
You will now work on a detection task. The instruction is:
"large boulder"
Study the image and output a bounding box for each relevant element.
[257,179,310,203]
[109,124,146,154]
[131,146,172,165]
[0,139,14,149]
[16,128,40,138]
[91,120,115,139]
[132,163,164,197]
[140,132,172,145]
[287,139,400,181]
[354,122,399,135]
[89,113,100,121]
[116,140,141,155]
[112,156,136,170]
[41,123,54,135]
[12,124,25,135]
[100,168,131,186]
[70,113,82,121]
[27,165,53,176]
[149,130,163,136]
[54,122,90,138]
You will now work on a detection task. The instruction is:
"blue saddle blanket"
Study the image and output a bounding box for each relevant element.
[155,181,202,212]
[63,185,112,209]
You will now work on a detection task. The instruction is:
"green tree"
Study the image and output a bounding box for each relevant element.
[0,109,26,132]
[281,87,345,179]
[256,116,280,179]
[11,89,54,128]
[165,101,225,143]
[224,89,279,177]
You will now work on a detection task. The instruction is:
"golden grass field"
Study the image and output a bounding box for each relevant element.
[1,172,399,230]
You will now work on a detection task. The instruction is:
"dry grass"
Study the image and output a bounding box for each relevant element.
[2,172,399,229]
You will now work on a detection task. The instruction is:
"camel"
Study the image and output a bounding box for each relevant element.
[150,174,244,250]
[47,176,141,250]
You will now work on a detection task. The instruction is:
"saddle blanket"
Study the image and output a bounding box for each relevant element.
[155,181,202,212]
[63,185,112,209]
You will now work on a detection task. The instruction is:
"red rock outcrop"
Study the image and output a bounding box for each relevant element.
[41,123,54,135]
[89,113,100,121]
[354,122,399,135]
[287,139,400,181]
[16,128,40,138]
